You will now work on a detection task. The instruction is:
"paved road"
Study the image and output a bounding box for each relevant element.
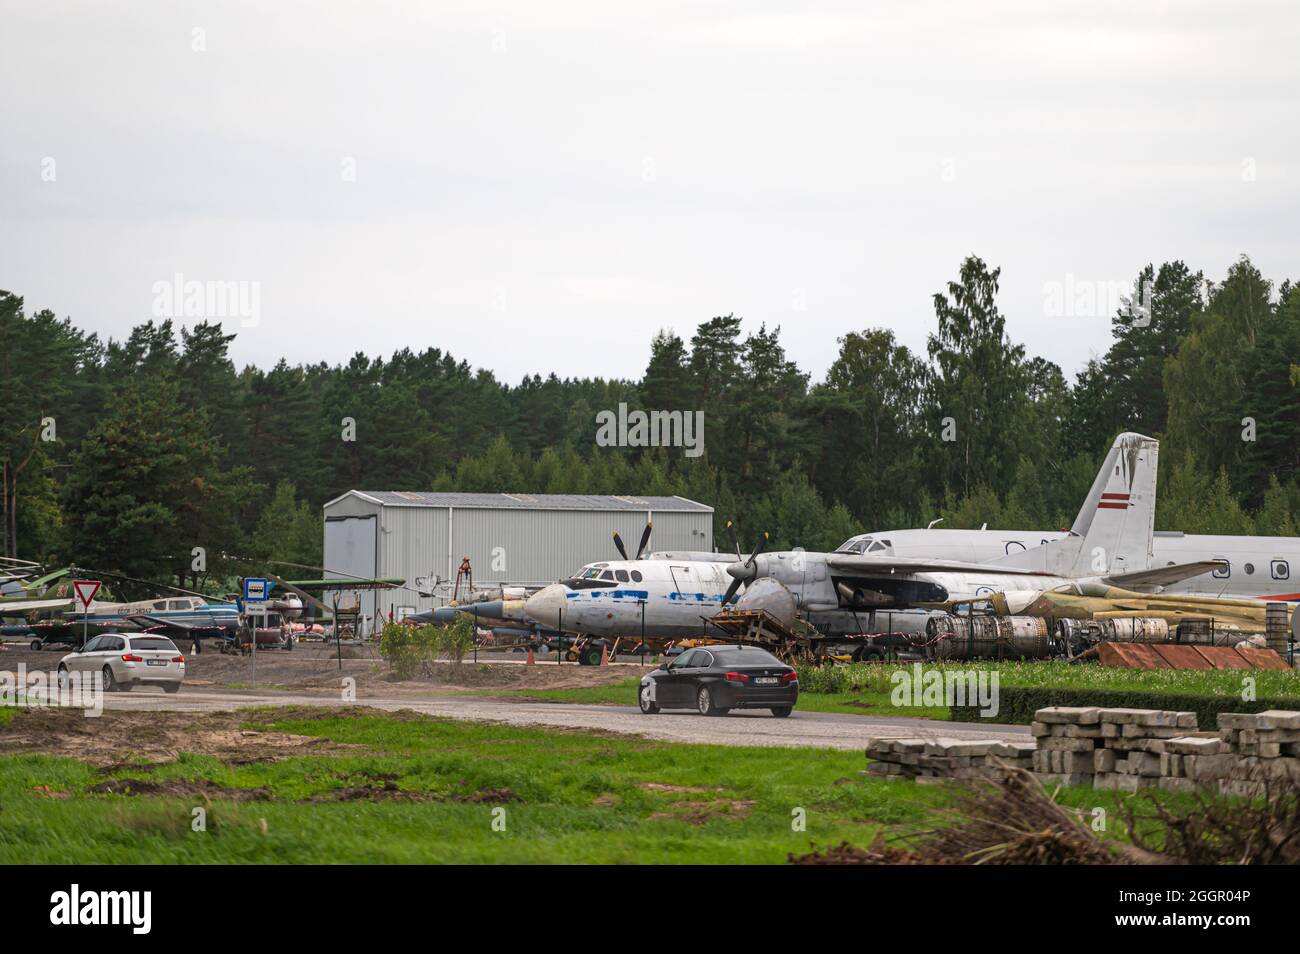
[89,687,1029,751]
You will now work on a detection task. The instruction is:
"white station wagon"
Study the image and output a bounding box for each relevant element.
[58,633,186,693]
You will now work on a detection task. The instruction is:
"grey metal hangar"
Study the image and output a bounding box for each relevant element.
[321,491,715,626]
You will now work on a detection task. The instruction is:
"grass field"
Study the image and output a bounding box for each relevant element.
[795,660,1300,697]
[0,707,933,863]
[493,660,1300,720]
[0,705,1171,864]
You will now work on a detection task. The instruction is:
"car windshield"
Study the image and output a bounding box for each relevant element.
[129,637,178,652]
[709,648,782,666]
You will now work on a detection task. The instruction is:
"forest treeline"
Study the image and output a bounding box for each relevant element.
[2,254,1298,590]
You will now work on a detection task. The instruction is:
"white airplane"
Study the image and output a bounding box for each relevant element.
[719,432,1226,637]
[841,444,1299,603]
[523,524,738,640]
[525,434,1219,641]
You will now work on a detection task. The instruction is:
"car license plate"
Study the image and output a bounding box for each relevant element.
[147,660,167,666]
[755,677,778,685]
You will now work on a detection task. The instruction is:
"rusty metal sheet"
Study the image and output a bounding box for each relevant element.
[1151,644,1214,669]
[1192,646,1250,669]
[1097,642,1167,669]
[1233,646,1291,671]
[1096,641,1290,670]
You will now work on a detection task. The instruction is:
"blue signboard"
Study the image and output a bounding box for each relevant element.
[244,577,269,604]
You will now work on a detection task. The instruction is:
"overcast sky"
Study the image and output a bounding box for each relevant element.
[2,0,1297,385]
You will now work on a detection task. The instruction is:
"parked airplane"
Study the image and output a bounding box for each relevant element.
[840,434,1298,601]
[523,523,753,640]
[13,593,241,650]
[720,433,1223,637]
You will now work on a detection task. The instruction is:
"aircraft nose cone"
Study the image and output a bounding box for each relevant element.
[525,584,566,627]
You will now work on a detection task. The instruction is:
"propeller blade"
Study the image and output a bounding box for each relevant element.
[634,522,653,560]
[612,531,629,561]
[722,576,743,606]
[747,532,768,567]
[725,520,741,561]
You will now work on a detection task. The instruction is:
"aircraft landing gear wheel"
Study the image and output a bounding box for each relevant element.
[697,687,726,716]
[639,683,659,714]
[770,706,793,718]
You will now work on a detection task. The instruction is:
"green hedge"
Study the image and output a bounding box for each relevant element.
[950,686,1300,730]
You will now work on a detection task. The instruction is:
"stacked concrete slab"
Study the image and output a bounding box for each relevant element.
[864,707,1300,796]
[1031,706,1201,792]
[864,737,1036,781]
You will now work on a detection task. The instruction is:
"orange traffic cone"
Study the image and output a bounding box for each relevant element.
[527,646,536,665]
[600,644,609,666]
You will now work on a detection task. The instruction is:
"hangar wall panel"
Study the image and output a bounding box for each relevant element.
[323,515,378,620]
[324,492,712,622]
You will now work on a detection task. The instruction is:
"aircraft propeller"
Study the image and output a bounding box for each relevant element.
[722,528,768,605]
[612,522,654,562]
[725,520,742,561]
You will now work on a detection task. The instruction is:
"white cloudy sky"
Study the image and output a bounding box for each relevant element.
[2,0,1297,384]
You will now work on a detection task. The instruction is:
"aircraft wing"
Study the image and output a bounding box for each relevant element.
[824,554,1059,576]
[0,598,73,614]
[1105,560,1228,589]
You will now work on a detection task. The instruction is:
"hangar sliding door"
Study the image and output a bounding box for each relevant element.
[324,515,378,631]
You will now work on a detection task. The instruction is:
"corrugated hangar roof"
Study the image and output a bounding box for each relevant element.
[325,491,712,512]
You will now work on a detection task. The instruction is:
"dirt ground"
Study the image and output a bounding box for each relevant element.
[0,705,363,767]
[0,639,650,695]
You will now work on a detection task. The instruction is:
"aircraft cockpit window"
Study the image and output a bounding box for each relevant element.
[152,600,168,611]
[580,567,603,580]
[869,541,888,552]
[615,570,630,582]
[600,570,616,581]
[836,538,869,554]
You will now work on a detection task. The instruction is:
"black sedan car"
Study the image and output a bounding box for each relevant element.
[638,645,798,717]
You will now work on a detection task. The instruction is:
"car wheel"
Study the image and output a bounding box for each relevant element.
[638,682,659,714]
[30,639,42,651]
[101,666,117,692]
[163,683,180,694]
[57,665,69,690]
[697,687,723,716]
[770,706,793,718]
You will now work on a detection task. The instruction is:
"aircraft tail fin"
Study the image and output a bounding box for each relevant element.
[995,432,1159,577]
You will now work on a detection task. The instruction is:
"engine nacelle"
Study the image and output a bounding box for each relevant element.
[733,577,799,629]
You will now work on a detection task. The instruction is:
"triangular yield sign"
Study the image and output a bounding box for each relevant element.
[72,579,101,611]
